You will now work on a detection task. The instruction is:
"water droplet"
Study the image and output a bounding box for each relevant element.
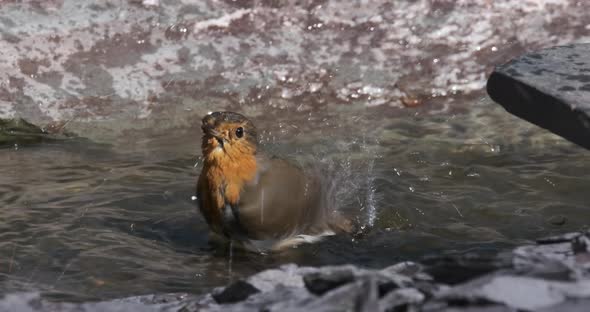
[491,46,498,52]
[409,186,415,192]
[281,88,295,99]
[191,196,197,201]
[308,82,322,93]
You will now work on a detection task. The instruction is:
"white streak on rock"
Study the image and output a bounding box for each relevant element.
[194,9,253,32]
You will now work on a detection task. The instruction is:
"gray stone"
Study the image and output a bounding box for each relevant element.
[436,275,590,310]
[0,292,163,312]
[537,299,590,312]
[246,263,312,292]
[487,44,590,150]
[423,304,517,312]
[303,266,356,295]
[2,1,589,141]
[572,234,590,254]
[379,287,425,311]
[0,118,48,146]
[5,232,590,312]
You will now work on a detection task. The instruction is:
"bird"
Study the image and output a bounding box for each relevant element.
[195,111,351,251]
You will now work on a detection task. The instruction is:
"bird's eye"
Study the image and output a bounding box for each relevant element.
[235,127,244,138]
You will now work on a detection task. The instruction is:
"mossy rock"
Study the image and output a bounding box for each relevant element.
[0,118,70,146]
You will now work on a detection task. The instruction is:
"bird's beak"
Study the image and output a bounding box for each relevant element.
[214,135,224,148]
[203,127,226,149]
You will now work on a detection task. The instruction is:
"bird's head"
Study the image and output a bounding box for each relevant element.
[201,111,258,163]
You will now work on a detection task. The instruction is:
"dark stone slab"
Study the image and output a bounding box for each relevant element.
[211,280,260,304]
[487,44,590,150]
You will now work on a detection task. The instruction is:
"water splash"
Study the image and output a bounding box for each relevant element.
[365,159,377,227]
[314,136,382,230]
[260,187,264,224]
[228,240,234,281]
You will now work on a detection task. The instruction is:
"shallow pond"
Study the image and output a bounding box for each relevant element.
[1,94,588,302]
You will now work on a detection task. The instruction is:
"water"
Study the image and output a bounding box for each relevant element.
[1,0,589,304]
[1,94,588,302]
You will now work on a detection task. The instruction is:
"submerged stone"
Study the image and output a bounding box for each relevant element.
[0,117,45,145]
[487,44,590,150]
[0,118,74,146]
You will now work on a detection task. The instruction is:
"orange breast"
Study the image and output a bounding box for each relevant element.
[197,152,257,234]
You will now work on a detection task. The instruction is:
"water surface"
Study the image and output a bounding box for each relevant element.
[1,95,588,301]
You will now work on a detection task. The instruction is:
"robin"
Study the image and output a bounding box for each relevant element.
[195,111,351,251]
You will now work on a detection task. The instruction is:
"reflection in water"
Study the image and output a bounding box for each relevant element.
[0,98,588,301]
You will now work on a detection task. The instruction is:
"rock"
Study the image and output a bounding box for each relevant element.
[211,280,260,304]
[5,232,590,311]
[487,44,590,150]
[0,118,44,146]
[110,293,201,307]
[379,287,425,311]
[247,264,312,292]
[2,1,589,141]
[0,292,163,312]
[435,275,590,311]
[303,266,356,295]
[536,232,582,244]
[547,215,567,226]
[537,300,590,312]
[572,234,590,254]
[291,278,380,312]
[0,117,73,146]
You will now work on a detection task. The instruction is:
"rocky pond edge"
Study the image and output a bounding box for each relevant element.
[2,231,590,311]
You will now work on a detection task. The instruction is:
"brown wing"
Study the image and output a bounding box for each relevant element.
[237,158,347,239]
[235,157,333,240]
